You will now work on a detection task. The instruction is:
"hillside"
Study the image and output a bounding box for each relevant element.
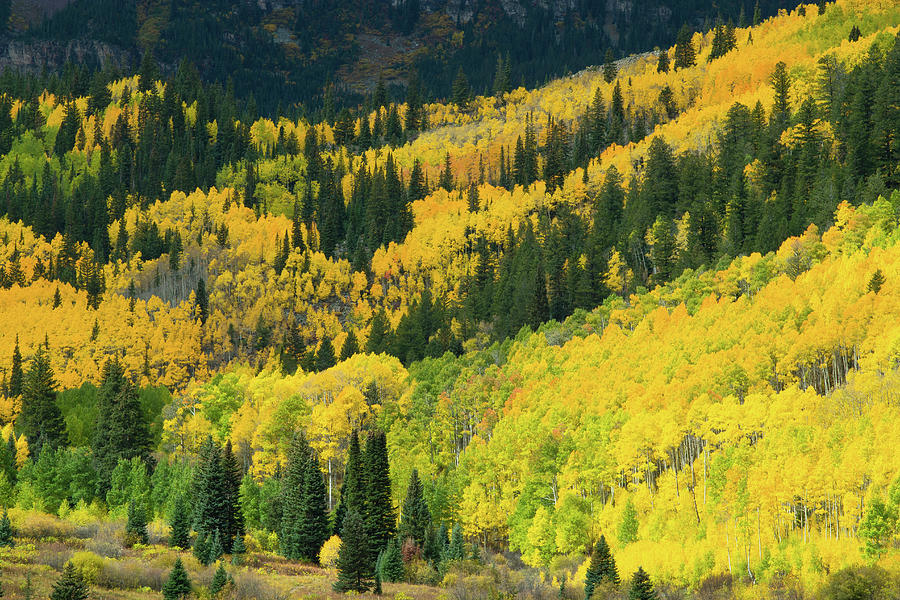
[0,0,795,111]
[0,0,898,598]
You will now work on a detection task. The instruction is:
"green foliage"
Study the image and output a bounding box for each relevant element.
[363,430,395,557]
[162,557,192,600]
[397,469,431,549]
[20,342,67,457]
[618,500,639,546]
[169,494,192,549]
[820,565,892,600]
[585,536,619,599]
[0,510,13,547]
[210,561,229,595]
[868,269,886,293]
[334,510,373,593]
[628,567,656,600]
[858,495,898,559]
[50,562,89,600]
[125,499,149,546]
[379,538,404,582]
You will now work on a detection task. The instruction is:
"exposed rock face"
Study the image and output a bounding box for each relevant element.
[0,38,134,73]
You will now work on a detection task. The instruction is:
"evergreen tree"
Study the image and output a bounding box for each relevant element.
[193,531,209,564]
[673,25,696,70]
[379,538,404,582]
[341,430,366,517]
[92,357,152,493]
[363,430,394,556]
[397,469,431,548]
[169,494,192,549]
[452,67,471,110]
[196,278,209,324]
[315,337,336,372]
[603,49,618,83]
[208,530,224,564]
[656,51,670,73]
[585,536,619,599]
[333,510,373,593]
[162,558,192,600]
[0,511,13,547]
[447,524,465,561]
[125,499,149,546]
[8,335,22,398]
[50,563,88,600]
[210,562,228,595]
[340,330,359,361]
[280,433,311,560]
[193,436,234,550]
[868,269,886,293]
[20,342,67,457]
[367,309,391,353]
[231,533,246,565]
[298,451,330,563]
[221,441,244,551]
[619,499,639,545]
[629,567,656,600]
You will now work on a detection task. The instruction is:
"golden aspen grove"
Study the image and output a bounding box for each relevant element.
[0,0,898,598]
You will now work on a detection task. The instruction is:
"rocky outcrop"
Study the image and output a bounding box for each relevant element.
[0,37,134,73]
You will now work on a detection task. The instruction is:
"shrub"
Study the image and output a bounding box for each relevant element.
[819,565,892,600]
[14,511,75,539]
[69,551,105,584]
[35,542,73,570]
[95,558,168,591]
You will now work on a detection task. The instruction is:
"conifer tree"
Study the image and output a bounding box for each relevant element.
[315,337,336,372]
[656,51,670,74]
[210,562,228,595]
[629,567,656,600]
[93,358,152,493]
[868,269,886,293]
[447,524,465,561]
[603,49,618,83]
[452,67,471,110]
[674,25,696,70]
[50,563,88,600]
[196,278,209,324]
[221,441,244,551]
[208,530,224,564]
[231,534,246,565]
[340,331,359,361]
[125,499,149,546]
[333,510,373,593]
[0,510,13,547]
[162,557,192,600]
[169,494,191,549]
[298,451,330,563]
[367,309,391,354]
[8,335,22,398]
[363,431,395,556]
[193,531,209,564]
[379,538,404,582]
[281,433,311,560]
[20,342,66,457]
[585,535,619,599]
[397,469,431,548]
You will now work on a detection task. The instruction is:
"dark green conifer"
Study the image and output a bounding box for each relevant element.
[340,330,359,361]
[315,337,336,372]
[125,499,149,546]
[379,538,404,582]
[397,469,431,548]
[674,25,696,70]
[333,510,373,593]
[629,567,657,600]
[50,563,88,600]
[162,557,192,600]
[0,510,13,547]
[363,430,395,556]
[20,342,66,457]
[169,494,191,549]
[210,561,228,595]
[8,335,22,398]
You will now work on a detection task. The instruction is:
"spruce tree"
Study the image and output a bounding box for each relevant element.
[169,494,191,549]
[363,430,395,557]
[50,563,88,600]
[20,342,66,457]
[210,561,228,595]
[379,538,404,582]
[196,278,209,324]
[673,25,696,71]
[868,269,886,293]
[447,524,465,561]
[452,67,471,110]
[231,533,246,565]
[603,49,618,83]
[298,451,330,563]
[125,499,149,546]
[315,337,336,372]
[221,441,244,551]
[340,331,359,361]
[93,358,152,493]
[656,51,670,74]
[629,567,656,600]
[8,335,22,398]
[397,469,431,548]
[333,510,373,593]
[208,530,224,564]
[280,433,311,560]
[162,557,192,600]
[0,510,13,547]
[193,531,209,564]
[585,535,619,599]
